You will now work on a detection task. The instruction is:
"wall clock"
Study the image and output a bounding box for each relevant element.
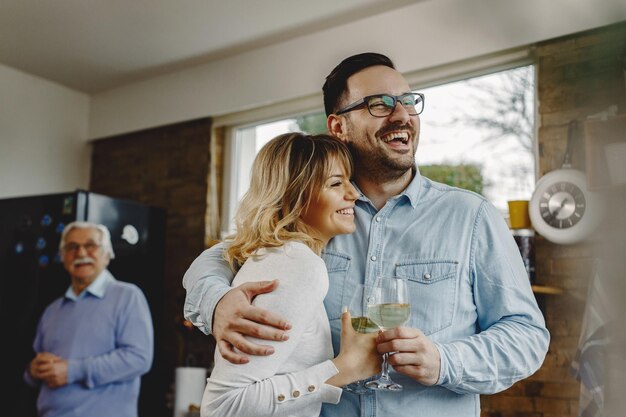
[529,168,604,244]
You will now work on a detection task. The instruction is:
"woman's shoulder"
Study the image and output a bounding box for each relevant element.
[239,241,326,282]
[283,240,322,257]
[257,241,323,264]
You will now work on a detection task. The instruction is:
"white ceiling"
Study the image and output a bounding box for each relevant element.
[0,0,420,93]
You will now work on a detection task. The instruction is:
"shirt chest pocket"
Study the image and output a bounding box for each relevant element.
[395,260,458,335]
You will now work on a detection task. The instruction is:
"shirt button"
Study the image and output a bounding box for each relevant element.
[423,273,431,280]
[370,255,377,261]
[308,385,316,392]
[292,390,301,398]
[277,394,285,401]
[375,216,381,222]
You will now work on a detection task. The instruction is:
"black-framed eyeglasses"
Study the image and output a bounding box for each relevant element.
[62,242,102,253]
[335,92,425,117]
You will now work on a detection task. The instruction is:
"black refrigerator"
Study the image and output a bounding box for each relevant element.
[0,190,167,417]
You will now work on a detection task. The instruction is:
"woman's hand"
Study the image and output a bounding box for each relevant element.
[327,310,381,387]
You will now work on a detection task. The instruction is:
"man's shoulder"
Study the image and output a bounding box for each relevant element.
[420,176,487,208]
[105,276,146,299]
[42,295,66,314]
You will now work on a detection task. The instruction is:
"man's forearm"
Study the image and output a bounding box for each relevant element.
[436,315,549,394]
[184,279,232,335]
[183,242,235,334]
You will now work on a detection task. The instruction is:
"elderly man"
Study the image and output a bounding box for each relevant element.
[25,221,153,417]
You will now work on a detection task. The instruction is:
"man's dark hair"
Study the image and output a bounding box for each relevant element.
[322,52,395,117]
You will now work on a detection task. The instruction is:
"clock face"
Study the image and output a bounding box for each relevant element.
[529,168,605,245]
[538,181,586,229]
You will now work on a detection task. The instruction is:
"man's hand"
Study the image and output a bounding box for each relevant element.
[41,359,69,388]
[29,352,58,380]
[29,352,68,388]
[375,326,441,385]
[213,279,292,364]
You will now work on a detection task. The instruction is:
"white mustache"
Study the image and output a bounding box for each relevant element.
[73,257,96,266]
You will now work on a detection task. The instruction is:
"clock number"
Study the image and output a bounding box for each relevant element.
[538,181,586,229]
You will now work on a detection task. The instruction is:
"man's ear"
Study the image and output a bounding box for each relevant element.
[327,114,347,142]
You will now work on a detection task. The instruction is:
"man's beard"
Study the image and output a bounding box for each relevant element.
[348,142,416,182]
[347,122,418,181]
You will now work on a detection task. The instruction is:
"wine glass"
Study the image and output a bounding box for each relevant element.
[341,284,379,394]
[365,276,410,391]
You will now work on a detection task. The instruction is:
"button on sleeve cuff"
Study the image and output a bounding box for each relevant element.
[270,360,342,406]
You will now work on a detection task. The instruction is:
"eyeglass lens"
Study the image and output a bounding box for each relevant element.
[367,94,423,116]
[63,242,101,252]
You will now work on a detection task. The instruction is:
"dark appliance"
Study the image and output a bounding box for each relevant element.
[0,190,167,417]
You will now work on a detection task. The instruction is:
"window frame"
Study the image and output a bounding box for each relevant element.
[215,46,537,237]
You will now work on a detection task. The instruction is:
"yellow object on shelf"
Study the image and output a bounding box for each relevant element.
[508,200,531,229]
[531,285,564,295]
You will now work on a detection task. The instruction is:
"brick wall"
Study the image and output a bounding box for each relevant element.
[89,117,219,413]
[481,22,626,417]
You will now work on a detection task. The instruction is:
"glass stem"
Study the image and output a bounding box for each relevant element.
[381,353,390,380]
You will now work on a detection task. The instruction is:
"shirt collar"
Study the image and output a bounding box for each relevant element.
[64,269,114,301]
[401,166,422,208]
[352,166,423,210]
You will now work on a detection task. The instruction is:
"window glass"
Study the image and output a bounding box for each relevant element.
[228,65,535,230]
[418,65,535,212]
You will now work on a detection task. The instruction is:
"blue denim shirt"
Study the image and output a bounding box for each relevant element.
[183,171,549,417]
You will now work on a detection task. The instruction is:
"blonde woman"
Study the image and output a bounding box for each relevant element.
[201,133,380,417]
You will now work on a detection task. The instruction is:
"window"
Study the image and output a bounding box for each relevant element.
[418,65,535,212]
[228,116,321,209]
[222,64,535,235]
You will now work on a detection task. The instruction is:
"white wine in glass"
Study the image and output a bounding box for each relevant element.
[367,303,410,329]
[350,316,379,334]
[365,276,410,391]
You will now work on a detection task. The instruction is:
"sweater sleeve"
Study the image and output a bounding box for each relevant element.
[201,247,342,417]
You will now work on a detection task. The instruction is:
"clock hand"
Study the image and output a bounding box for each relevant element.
[551,198,568,216]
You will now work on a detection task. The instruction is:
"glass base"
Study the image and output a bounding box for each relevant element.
[342,382,371,395]
[365,377,403,391]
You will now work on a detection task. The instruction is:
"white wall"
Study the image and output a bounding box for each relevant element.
[0,63,89,199]
[89,0,626,139]
[1,0,625,200]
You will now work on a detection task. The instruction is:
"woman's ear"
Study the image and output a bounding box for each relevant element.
[327,115,347,142]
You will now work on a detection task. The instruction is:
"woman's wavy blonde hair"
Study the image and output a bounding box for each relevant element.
[225,132,354,271]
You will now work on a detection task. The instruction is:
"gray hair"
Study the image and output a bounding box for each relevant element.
[59,221,116,259]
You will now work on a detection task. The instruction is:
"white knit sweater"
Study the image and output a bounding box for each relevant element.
[201,241,342,417]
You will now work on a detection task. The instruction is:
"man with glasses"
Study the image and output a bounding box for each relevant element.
[25,221,153,417]
[183,53,549,416]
